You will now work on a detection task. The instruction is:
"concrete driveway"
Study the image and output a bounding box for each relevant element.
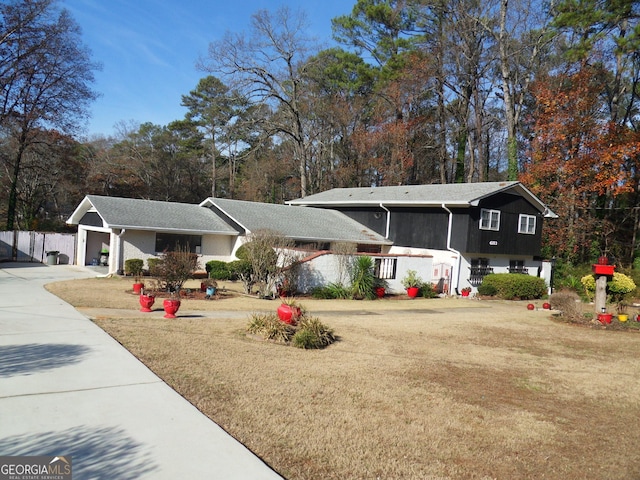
[0,263,282,479]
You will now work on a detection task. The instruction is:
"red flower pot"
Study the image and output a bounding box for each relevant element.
[542,302,551,310]
[277,304,301,325]
[598,313,613,324]
[163,299,181,318]
[133,282,144,294]
[527,303,535,310]
[406,286,420,298]
[139,294,155,312]
[375,287,386,298]
[461,290,470,297]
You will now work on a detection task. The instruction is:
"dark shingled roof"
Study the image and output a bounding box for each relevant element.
[287,181,557,217]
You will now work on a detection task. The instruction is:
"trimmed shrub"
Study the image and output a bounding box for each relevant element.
[581,272,637,303]
[124,258,143,277]
[147,257,162,276]
[477,283,497,296]
[235,244,249,261]
[607,272,636,303]
[228,259,253,293]
[205,260,231,280]
[480,273,547,300]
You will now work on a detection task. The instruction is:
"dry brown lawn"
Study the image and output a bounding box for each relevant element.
[46,277,640,480]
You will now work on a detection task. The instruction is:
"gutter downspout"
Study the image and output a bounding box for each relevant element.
[379,203,391,239]
[441,204,462,295]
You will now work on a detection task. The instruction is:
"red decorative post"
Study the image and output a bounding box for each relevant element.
[592,262,615,316]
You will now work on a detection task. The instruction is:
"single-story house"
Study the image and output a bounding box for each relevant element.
[66,195,412,292]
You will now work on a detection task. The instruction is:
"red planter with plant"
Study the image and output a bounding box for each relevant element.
[163,299,181,318]
[139,294,155,312]
[133,282,144,294]
[406,286,420,299]
[375,287,386,298]
[277,303,301,325]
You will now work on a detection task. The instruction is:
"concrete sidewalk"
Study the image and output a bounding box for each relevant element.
[0,263,282,479]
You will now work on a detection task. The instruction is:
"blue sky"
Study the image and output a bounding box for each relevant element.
[61,0,354,138]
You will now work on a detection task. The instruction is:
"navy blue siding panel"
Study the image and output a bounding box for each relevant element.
[79,212,103,227]
[388,207,449,249]
[464,194,542,256]
[330,191,544,256]
[334,208,387,237]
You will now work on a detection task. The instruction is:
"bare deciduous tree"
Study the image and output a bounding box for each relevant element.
[200,7,319,198]
[0,0,99,229]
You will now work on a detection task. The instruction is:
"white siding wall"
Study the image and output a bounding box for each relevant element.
[122,230,157,269]
[199,235,236,265]
[120,231,236,271]
[389,245,549,294]
[293,253,433,295]
[460,253,548,293]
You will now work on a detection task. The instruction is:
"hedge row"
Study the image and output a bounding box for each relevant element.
[478,273,547,300]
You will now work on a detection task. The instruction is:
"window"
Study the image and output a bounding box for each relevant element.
[509,260,528,274]
[155,233,202,253]
[374,257,397,279]
[357,244,382,254]
[480,209,500,231]
[518,214,536,234]
[294,241,330,251]
[469,258,493,286]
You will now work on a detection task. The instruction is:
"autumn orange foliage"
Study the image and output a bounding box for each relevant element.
[521,66,640,260]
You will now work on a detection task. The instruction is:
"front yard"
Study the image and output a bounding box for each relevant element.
[47,278,640,479]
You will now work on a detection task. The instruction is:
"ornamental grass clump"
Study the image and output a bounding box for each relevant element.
[311,282,351,299]
[247,306,335,349]
[292,316,336,349]
[247,313,295,344]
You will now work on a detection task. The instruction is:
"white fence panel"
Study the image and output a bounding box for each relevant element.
[0,231,13,262]
[16,231,32,262]
[0,231,76,264]
[33,231,46,262]
[43,233,76,264]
